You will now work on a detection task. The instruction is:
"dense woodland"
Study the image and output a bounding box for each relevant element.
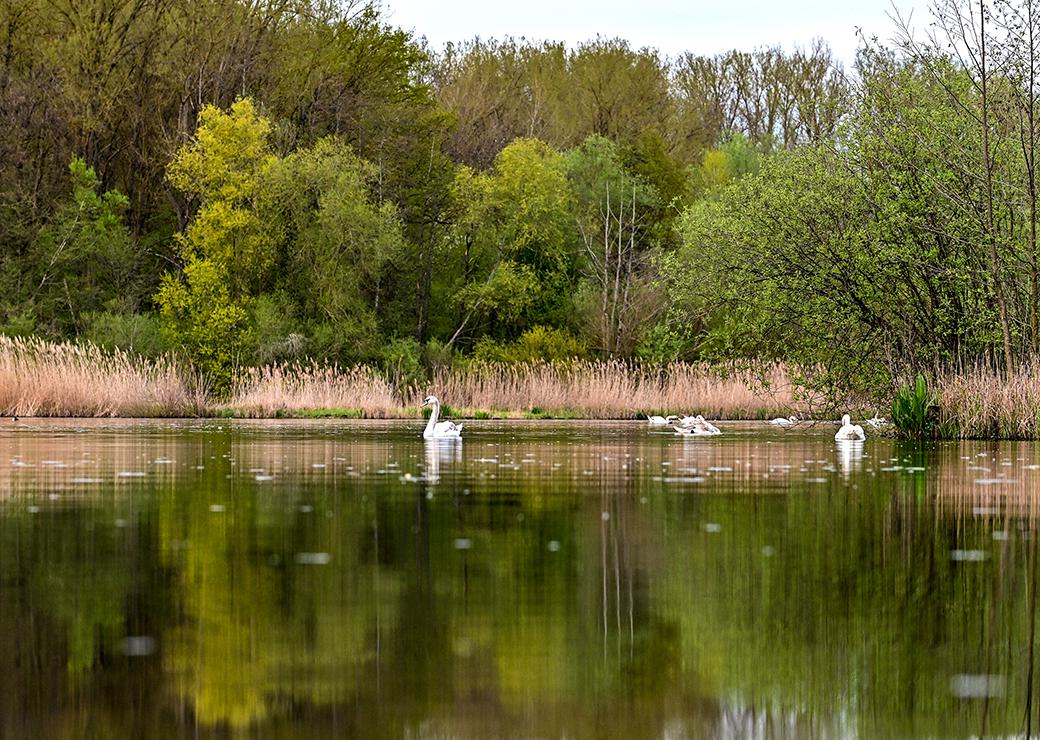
[1,0,1036,400]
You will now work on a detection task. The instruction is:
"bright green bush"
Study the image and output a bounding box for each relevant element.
[473,326,587,363]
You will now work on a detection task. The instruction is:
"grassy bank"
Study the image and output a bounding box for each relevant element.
[0,338,795,420]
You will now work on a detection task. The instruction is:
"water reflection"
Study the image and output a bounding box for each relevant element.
[423,438,461,484]
[0,419,1040,736]
[835,438,864,478]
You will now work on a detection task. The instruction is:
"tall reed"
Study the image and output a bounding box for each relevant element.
[0,336,204,417]
[428,360,794,419]
[938,367,1040,439]
[226,363,399,418]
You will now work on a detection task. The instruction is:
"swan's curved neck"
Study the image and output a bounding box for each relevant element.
[424,400,440,437]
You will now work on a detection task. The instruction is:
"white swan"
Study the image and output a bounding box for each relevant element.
[679,414,721,435]
[866,413,887,430]
[648,414,678,425]
[834,413,865,441]
[421,395,462,439]
[770,415,798,427]
[672,424,716,437]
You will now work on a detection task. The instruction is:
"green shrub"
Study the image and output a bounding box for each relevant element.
[82,311,169,357]
[382,337,426,393]
[473,326,586,363]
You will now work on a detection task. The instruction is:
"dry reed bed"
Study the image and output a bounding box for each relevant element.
[0,338,795,420]
[0,336,204,417]
[429,361,794,419]
[939,368,1040,439]
[227,364,399,418]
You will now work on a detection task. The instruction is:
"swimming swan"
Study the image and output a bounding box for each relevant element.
[421,395,462,439]
[866,413,887,430]
[834,414,865,441]
[648,415,678,425]
[770,415,798,427]
[678,414,721,435]
[672,424,716,436]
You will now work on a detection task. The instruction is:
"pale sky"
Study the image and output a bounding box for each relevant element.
[380,0,931,65]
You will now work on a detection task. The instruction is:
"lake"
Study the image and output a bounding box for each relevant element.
[0,418,1036,737]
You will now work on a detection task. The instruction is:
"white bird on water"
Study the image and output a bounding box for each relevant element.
[647,414,678,425]
[421,395,462,439]
[834,414,866,442]
[770,415,798,428]
[672,424,716,437]
[677,415,722,435]
[866,413,887,430]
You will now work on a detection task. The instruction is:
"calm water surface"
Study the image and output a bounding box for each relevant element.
[1,418,1039,737]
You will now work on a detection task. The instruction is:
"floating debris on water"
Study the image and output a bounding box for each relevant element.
[762,546,776,557]
[299,505,313,513]
[116,471,146,478]
[209,504,225,513]
[601,512,610,521]
[993,531,1009,541]
[703,522,721,533]
[120,636,156,657]
[973,506,1001,516]
[27,506,39,513]
[951,550,988,561]
[255,475,274,482]
[453,538,472,550]
[295,552,331,565]
[950,674,1005,698]
[975,478,1015,485]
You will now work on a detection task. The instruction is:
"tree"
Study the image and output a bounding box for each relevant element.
[567,135,661,355]
[157,98,277,390]
[446,138,577,346]
[20,158,134,337]
[263,136,406,362]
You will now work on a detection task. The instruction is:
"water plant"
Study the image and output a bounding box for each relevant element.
[891,374,935,439]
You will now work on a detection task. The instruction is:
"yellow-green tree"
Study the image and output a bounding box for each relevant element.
[157,98,278,392]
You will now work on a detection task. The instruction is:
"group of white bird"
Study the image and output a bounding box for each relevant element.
[652,410,887,442]
[779,412,886,441]
[423,393,888,443]
[647,414,722,436]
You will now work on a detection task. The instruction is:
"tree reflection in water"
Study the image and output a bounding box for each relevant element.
[0,419,1036,737]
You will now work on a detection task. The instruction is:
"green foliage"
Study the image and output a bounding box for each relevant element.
[166,99,279,295]
[635,320,691,364]
[158,99,277,390]
[246,293,304,366]
[382,337,426,392]
[20,159,135,337]
[691,134,761,197]
[448,138,578,343]
[473,326,587,363]
[453,261,541,337]
[157,258,248,394]
[891,375,936,439]
[82,311,169,358]
[263,136,405,362]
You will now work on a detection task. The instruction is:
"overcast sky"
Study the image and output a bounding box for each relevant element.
[380,0,931,65]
